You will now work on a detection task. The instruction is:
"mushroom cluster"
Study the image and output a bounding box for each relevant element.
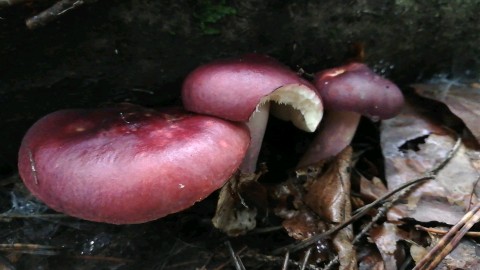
[17,54,404,225]
[182,53,323,175]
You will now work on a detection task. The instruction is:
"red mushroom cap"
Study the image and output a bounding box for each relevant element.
[314,63,404,119]
[182,53,323,132]
[18,104,250,224]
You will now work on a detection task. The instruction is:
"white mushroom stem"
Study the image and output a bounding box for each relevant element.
[297,111,361,168]
[240,102,271,174]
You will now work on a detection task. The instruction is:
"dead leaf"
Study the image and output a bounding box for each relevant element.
[370,223,408,270]
[380,102,480,224]
[414,81,480,144]
[282,211,319,240]
[358,246,385,270]
[305,147,357,270]
[273,178,334,263]
[305,147,353,223]
[212,173,258,236]
[410,244,428,265]
[360,176,388,202]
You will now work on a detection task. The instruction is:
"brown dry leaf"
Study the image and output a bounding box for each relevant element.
[380,102,480,224]
[212,173,258,236]
[359,176,388,202]
[282,211,319,240]
[272,179,304,220]
[410,244,428,265]
[305,147,353,223]
[273,180,334,263]
[369,222,408,270]
[305,147,357,270]
[357,246,385,270]
[413,81,480,143]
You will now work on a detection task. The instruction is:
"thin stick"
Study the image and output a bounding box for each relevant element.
[415,225,480,237]
[0,0,29,8]
[273,137,461,255]
[225,241,245,270]
[0,243,62,255]
[323,199,397,270]
[273,175,432,254]
[431,207,480,265]
[281,251,290,270]
[26,0,98,29]
[413,202,480,270]
[0,213,66,220]
[241,250,321,270]
[300,248,312,270]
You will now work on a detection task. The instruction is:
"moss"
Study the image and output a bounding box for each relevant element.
[194,0,237,35]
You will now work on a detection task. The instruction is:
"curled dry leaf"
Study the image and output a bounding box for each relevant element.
[212,173,259,236]
[380,102,480,224]
[273,179,335,263]
[305,147,357,270]
[271,148,355,267]
[305,147,353,223]
[413,81,480,144]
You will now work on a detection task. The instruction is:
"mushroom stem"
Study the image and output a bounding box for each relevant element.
[240,102,271,174]
[297,111,361,168]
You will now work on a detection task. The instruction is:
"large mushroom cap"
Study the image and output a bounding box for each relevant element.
[182,53,323,132]
[314,63,404,119]
[18,104,250,224]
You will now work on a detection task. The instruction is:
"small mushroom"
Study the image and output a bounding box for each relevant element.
[297,63,404,168]
[183,53,323,174]
[17,104,250,224]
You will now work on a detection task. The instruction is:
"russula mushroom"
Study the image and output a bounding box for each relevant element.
[182,53,323,174]
[17,104,250,224]
[297,63,404,168]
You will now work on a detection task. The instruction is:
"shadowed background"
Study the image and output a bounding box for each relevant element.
[2,0,480,175]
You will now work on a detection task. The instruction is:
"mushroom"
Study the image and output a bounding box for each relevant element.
[182,53,323,235]
[297,63,404,168]
[182,53,323,174]
[17,104,250,224]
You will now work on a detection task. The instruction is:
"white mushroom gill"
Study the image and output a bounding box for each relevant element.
[257,84,323,132]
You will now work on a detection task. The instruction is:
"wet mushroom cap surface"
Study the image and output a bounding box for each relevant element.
[182,53,323,132]
[18,105,250,224]
[314,63,404,119]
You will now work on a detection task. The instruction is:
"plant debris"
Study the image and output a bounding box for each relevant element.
[381,102,480,225]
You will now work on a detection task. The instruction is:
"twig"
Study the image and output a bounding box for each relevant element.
[0,243,62,256]
[272,136,461,255]
[225,241,245,270]
[300,248,312,270]
[281,251,290,270]
[241,250,321,270]
[0,0,29,8]
[415,225,480,237]
[412,202,480,270]
[272,176,431,254]
[0,213,66,220]
[68,254,134,264]
[25,0,98,29]
[322,199,396,270]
